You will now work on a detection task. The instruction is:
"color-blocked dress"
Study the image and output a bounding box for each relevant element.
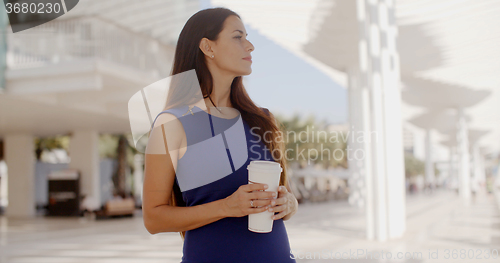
[150,105,296,263]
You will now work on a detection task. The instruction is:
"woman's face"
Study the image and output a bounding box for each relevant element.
[201,15,255,76]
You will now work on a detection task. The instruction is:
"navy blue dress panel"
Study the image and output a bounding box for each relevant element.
[150,105,296,263]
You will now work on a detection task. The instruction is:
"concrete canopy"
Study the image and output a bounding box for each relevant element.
[64,0,200,46]
[440,129,490,149]
[0,0,205,137]
[401,76,491,110]
[408,109,472,134]
[0,59,161,137]
[210,0,500,153]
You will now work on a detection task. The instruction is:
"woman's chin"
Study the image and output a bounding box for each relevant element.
[242,68,252,75]
[233,67,252,77]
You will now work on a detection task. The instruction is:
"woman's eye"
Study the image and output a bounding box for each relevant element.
[235,36,242,39]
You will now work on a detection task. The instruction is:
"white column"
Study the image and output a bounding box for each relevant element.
[347,67,368,208]
[448,145,454,181]
[380,0,406,239]
[356,0,406,241]
[0,160,8,207]
[68,130,101,208]
[4,134,35,217]
[425,129,435,189]
[133,153,144,205]
[456,108,471,206]
[472,144,483,192]
[478,151,486,185]
[347,66,374,240]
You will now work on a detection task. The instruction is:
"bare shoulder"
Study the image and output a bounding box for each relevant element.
[147,112,186,154]
[152,112,179,128]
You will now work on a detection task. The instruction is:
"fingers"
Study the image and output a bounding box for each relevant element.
[251,199,272,208]
[268,197,290,220]
[267,191,289,216]
[249,190,276,200]
[267,197,287,211]
[244,183,268,192]
[277,185,288,194]
[248,205,268,214]
[273,196,287,207]
[272,210,286,220]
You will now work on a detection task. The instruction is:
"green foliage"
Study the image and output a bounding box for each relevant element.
[275,113,347,169]
[99,134,119,159]
[35,135,69,151]
[34,135,70,160]
[404,152,425,178]
[434,163,440,178]
[99,133,139,173]
[34,134,139,188]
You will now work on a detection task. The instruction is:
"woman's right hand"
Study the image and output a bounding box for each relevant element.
[223,183,277,218]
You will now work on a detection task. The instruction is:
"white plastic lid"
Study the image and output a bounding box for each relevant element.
[247,160,282,173]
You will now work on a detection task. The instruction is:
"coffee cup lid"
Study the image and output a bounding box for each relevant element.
[247,160,282,173]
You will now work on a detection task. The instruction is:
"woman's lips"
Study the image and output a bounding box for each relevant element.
[243,57,252,62]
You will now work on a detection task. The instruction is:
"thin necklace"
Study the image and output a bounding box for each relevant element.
[208,99,223,113]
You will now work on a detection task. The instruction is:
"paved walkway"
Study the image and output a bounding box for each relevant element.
[0,188,498,263]
[288,188,500,262]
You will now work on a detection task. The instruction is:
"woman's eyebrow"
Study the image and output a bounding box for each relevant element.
[233,29,248,36]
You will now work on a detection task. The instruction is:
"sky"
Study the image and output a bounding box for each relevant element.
[201,0,348,126]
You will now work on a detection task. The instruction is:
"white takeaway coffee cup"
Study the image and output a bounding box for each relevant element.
[247,160,282,233]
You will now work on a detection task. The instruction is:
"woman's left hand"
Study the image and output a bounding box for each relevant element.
[267,186,297,220]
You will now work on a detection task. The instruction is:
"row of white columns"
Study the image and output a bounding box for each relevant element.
[448,142,485,202]
[424,107,478,206]
[3,131,101,217]
[348,0,485,241]
[425,121,483,207]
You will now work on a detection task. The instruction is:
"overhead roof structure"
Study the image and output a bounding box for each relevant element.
[401,77,491,110]
[408,109,472,134]
[211,0,500,154]
[64,0,200,46]
[211,0,500,89]
[440,129,490,151]
[0,0,202,137]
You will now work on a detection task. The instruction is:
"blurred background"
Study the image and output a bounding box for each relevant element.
[0,0,500,262]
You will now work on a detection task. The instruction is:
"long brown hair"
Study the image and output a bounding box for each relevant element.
[167,7,289,240]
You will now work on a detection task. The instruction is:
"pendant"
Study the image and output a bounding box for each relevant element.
[182,106,195,116]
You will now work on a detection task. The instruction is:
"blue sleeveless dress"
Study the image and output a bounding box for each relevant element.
[150,105,296,263]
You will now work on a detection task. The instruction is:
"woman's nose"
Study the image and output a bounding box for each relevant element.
[247,40,254,52]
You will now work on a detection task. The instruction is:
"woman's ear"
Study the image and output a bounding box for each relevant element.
[199,38,213,57]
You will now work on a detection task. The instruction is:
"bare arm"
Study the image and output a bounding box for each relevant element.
[143,154,230,234]
[142,113,229,234]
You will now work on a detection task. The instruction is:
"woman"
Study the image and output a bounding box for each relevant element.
[142,7,298,263]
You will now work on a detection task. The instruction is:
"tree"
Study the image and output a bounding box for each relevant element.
[404,152,425,178]
[276,113,347,169]
[34,135,70,161]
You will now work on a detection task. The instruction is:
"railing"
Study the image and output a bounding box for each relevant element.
[289,167,350,203]
[6,16,174,76]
